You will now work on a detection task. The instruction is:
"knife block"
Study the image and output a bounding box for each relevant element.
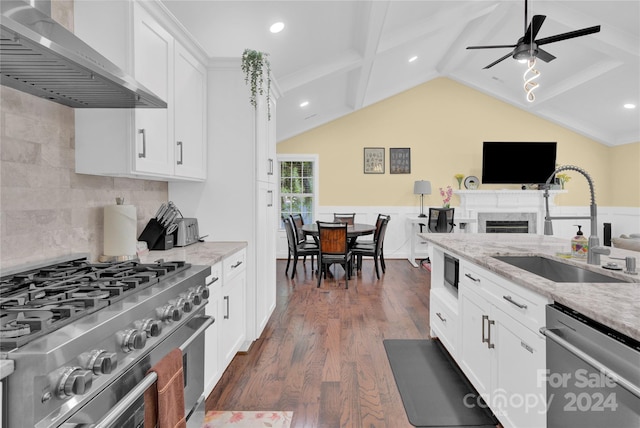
[138,218,174,250]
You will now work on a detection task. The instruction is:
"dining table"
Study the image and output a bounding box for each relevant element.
[301,222,376,243]
[302,222,377,276]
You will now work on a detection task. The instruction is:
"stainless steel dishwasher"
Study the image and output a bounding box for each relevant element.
[541,303,640,428]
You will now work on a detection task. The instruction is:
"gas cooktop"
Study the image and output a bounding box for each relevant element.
[0,256,190,350]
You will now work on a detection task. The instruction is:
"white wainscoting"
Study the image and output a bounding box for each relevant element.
[275,205,640,260]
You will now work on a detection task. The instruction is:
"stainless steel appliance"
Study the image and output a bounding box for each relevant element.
[0,254,212,428]
[175,218,200,247]
[0,0,166,108]
[443,253,459,296]
[542,303,640,427]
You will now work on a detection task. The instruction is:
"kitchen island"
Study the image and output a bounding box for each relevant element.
[420,232,640,428]
[420,232,640,341]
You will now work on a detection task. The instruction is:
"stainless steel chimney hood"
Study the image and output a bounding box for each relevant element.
[0,0,167,108]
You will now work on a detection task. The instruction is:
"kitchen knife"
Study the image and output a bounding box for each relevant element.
[164,211,178,227]
[155,203,168,221]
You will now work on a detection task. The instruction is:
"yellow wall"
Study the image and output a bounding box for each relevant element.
[277,78,639,208]
[610,143,640,206]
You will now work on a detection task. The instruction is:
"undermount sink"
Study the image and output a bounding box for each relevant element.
[493,255,629,283]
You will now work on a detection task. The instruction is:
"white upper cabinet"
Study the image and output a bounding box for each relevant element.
[131,3,174,176]
[255,95,276,183]
[74,0,206,181]
[174,42,207,180]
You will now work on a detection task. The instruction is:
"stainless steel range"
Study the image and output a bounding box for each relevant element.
[0,254,212,428]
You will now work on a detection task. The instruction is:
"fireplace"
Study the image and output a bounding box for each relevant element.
[485,220,529,233]
[478,212,537,233]
[454,190,564,234]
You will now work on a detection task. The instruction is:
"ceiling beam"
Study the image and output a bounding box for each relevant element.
[348,1,390,110]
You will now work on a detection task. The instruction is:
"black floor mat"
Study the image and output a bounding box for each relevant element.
[383,339,498,428]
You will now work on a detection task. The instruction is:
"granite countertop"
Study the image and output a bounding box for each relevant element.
[139,241,247,266]
[419,233,640,342]
[0,359,15,380]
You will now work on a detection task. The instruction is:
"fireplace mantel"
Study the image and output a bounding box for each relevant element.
[453,189,566,234]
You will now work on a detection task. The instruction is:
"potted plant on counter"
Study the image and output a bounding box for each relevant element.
[241,48,272,120]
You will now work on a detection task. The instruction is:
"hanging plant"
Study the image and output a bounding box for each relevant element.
[241,48,272,120]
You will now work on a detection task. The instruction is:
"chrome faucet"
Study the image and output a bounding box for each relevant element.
[543,165,610,265]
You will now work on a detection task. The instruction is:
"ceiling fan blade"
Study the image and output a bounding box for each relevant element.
[536,48,556,63]
[467,44,517,50]
[536,25,601,46]
[523,15,546,42]
[483,52,514,69]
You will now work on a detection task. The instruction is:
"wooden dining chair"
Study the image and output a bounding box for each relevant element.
[333,213,356,225]
[291,213,316,245]
[290,213,318,267]
[316,221,352,288]
[351,215,390,279]
[283,216,318,279]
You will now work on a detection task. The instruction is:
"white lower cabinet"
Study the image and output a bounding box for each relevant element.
[220,250,247,369]
[458,261,547,428]
[255,181,277,335]
[429,245,550,428]
[430,288,458,356]
[492,307,547,428]
[203,250,247,397]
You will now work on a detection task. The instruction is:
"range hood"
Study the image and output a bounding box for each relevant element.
[0,0,167,108]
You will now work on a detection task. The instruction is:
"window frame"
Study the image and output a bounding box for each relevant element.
[277,154,319,229]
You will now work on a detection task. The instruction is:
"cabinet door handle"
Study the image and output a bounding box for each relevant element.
[487,319,495,349]
[224,295,229,319]
[268,158,274,175]
[267,190,273,207]
[138,129,146,158]
[465,273,480,283]
[206,276,219,286]
[436,312,446,323]
[482,315,489,344]
[231,261,242,269]
[503,295,527,309]
[177,141,183,165]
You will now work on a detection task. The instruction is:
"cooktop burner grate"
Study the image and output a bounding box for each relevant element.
[0,257,190,350]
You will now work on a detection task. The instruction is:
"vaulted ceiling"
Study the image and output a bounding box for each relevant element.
[161,0,640,147]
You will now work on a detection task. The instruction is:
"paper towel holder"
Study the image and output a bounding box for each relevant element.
[99,198,138,262]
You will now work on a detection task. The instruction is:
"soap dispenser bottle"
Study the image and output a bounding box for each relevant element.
[571,225,588,258]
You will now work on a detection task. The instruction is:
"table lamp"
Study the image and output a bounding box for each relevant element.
[414,180,432,217]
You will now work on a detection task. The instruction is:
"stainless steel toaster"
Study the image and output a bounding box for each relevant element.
[174,218,199,247]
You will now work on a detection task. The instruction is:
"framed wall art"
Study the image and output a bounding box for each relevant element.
[390,148,411,174]
[363,147,385,174]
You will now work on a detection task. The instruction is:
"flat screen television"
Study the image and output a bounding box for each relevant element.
[482,141,557,185]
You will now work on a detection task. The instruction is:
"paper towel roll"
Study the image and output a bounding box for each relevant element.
[104,204,137,257]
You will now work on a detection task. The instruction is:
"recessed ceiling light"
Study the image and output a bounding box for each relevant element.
[623,103,636,109]
[270,22,285,33]
[300,101,309,108]
[408,56,418,63]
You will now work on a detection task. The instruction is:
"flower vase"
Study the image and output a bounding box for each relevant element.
[456,178,462,190]
[443,203,450,208]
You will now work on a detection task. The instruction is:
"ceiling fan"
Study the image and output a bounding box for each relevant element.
[467,0,601,69]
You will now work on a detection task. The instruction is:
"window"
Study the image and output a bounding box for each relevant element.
[279,156,317,228]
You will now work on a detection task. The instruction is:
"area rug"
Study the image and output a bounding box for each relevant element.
[202,411,293,428]
[383,339,498,427]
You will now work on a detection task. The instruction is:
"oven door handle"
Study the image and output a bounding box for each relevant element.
[92,316,214,428]
[180,315,214,352]
[540,327,640,399]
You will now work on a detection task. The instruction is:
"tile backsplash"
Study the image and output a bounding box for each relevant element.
[0,86,168,269]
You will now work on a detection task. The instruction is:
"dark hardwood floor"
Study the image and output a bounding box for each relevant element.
[205,258,432,428]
